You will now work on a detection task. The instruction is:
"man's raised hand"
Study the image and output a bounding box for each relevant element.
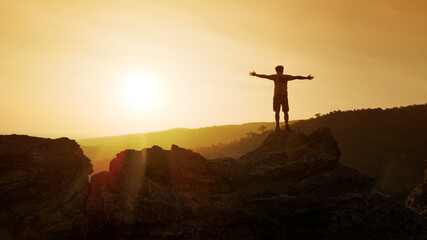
[249,71,257,76]
[307,74,314,80]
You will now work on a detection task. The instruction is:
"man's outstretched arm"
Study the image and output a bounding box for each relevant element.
[249,71,275,80]
[287,74,314,81]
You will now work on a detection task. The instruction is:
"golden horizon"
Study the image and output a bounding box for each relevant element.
[1,0,426,138]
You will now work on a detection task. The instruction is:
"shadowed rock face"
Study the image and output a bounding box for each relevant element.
[87,128,427,239]
[0,135,93,240]
[407,159,427,219]
[86,145,223,228]
[1,130,426,239]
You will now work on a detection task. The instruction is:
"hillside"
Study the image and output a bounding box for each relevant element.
[79,104,427,202]
[78,122,278,172]
[78,122,279,148]
[192,129,274,159]
[294,104,427,201]
[3,129,426,239]
[195,104,427,202]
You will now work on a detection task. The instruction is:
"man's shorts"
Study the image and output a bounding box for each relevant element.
[273,95,289,112]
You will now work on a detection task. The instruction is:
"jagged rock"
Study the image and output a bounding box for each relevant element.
[1,129,425,239]
[407,159,427,219]
[0,135,93,240]
[87,128,427,239]
[86,145,224,229]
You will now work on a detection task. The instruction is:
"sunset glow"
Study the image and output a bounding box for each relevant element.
[121,72,161,110]
[0,0,426,138]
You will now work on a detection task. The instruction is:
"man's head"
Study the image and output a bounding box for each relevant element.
[275,65,284,74]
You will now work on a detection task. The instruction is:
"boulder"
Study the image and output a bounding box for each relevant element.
[86,145,224,228]
[0,135,93,240]
[407,159,427,219]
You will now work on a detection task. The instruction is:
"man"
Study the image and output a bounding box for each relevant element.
[250,65,313,131]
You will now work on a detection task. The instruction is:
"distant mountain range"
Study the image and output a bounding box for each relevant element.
[78,122,279,149]
[78,122,279,173]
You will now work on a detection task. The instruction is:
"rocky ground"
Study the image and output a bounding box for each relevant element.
[407,158,427,220]
[1,128,426,239]
[0,135,93,239]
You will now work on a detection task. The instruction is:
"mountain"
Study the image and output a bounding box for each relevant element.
[292,104,427,201]
[79,104,427,203]
[192,129,274,159]
[78,122,278,173]
[2,128,426,239]
[0,135,93,239]
[192,104,427,202]
[78,122,278,148]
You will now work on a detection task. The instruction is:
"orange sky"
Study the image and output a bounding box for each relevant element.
[1,0,426,138]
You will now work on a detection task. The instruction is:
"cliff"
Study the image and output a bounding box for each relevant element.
[191,104,427,202]
[0,135,93,239]
[1,129,426,239]
[86,128,427,239]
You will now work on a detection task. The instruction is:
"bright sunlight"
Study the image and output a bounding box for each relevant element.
[121,72,161,110]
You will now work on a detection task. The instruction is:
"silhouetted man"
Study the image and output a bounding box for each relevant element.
[250,65,313,131]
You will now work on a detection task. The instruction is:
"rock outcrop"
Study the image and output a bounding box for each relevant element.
[86,145,223,229]
[407,159,427,219]
[1,129,426,239]
[87,128,427,239]
[0,135,93,240]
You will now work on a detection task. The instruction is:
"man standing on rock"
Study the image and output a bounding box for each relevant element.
[250,65,313,131]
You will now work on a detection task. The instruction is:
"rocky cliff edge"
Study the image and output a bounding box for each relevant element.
[86,128,426,239]
[1,129,426,239]
[0,135,93,239]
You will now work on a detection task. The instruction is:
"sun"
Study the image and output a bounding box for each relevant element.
[121,72,161,110]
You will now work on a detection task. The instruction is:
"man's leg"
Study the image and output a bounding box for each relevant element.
[283,97,290,130]
[284,111,289,129]
[273,98,281,131]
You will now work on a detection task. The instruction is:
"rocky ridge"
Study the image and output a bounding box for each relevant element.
[406,158,427,219]
[86,128,426,239]
[0,135,93,239]
[1,129,426,239]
